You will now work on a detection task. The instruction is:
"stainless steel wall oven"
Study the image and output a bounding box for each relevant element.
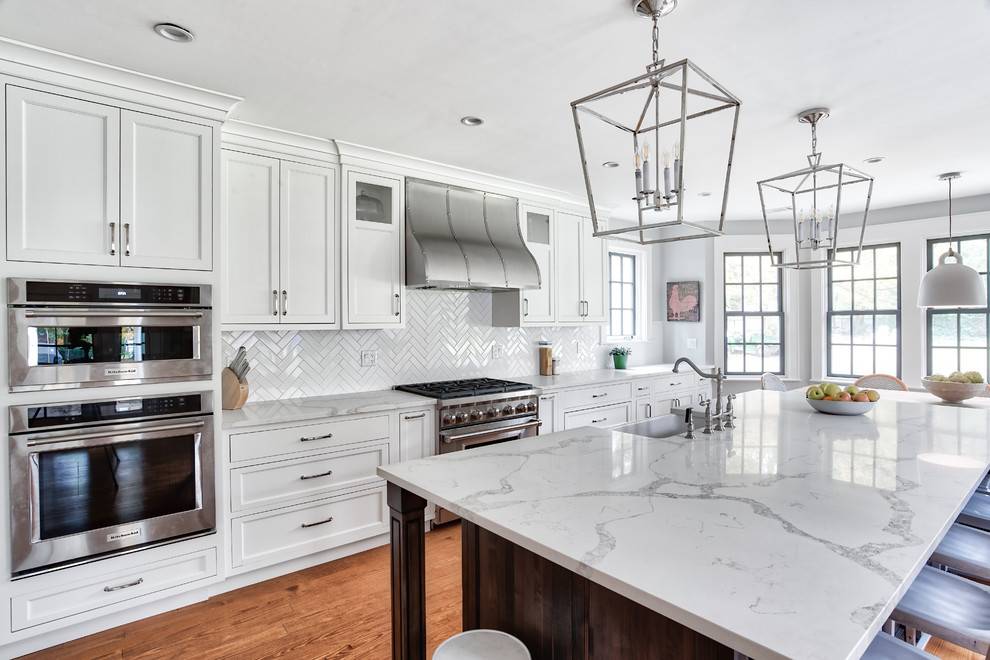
[7,278,212,391]
[8,392,215,576]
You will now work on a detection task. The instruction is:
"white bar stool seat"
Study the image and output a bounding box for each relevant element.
[931,523,990,581]
[960,492,990,532]
[892,566,990,655]
[433,629,531,660]
[862,633,935,659]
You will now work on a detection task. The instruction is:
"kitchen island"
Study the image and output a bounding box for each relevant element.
[378,389,990,659]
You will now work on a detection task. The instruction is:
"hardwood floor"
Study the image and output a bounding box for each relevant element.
[20,522,981,660]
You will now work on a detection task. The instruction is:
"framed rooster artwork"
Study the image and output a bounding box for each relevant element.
[666,281,700,322]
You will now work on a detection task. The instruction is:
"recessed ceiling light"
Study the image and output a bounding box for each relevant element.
[602,161,619,168]
[460,116,484,127]
[153,23,195,43]
[864,156,885,164]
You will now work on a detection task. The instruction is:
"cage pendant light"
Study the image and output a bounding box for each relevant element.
[918,172,987,308]
[570,0,741,245]
[757,108,875,269]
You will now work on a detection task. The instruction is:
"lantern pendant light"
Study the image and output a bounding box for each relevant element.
[918,172,987,308]
[757,108,875,269]
[570,0,741,245]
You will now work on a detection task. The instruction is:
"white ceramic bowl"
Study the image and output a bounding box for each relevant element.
[806,397,876,416]
[921,377,988,403]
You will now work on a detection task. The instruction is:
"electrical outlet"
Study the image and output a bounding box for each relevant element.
[491,343,505,360]
[360,350,378,367]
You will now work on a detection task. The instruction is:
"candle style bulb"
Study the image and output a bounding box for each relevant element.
[662,151,672,198]
[642,146,653,195]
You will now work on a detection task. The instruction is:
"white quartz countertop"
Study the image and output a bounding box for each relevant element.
[222,389,434,431]
[378,389,990,660]
[513,363,711,392]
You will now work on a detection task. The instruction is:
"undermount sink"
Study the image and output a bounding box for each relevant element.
[613,414,687,439]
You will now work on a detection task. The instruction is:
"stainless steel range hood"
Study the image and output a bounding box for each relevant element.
[405,178,540,291]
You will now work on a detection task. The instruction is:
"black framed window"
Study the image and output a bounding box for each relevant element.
[926,234,990,380]
[827,243,901,378]
[723,253,784,375]
[608,251,637,339]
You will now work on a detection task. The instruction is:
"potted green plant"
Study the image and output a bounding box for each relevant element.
[609,346,631,369]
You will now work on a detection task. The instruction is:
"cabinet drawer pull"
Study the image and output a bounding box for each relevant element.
[300,432,333,442]
[394,293,401,317]
[109,222,117,256]
[301,516,334,529]
[539,395,554,401]
[123,222,131,257]
[272,290,279,317]
[104,577,143,593]
[300,469,334,481]
[591,393,608,399]
[646,403,652,417]
[281,290,288,316]
[591,417,607,424]
[404,413,426,420]
[523,297,529,317]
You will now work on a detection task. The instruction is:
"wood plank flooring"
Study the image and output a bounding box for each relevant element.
[20,522,980,660]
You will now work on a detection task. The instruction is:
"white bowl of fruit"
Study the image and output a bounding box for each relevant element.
[922,371,988,403]
[805,383,879,415]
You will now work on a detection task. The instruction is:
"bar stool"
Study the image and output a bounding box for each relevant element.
[979,471,990,495]
[892,566,990,655]
[862,633,935,659]
[930,523,990,581]
[959,492,990,532]
[433,629,531,660]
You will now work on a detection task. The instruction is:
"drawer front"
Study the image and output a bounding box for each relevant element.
[11,548,217,631]
[557,383,632,412]
[231,487,387,570]
[230,441,390,513]
[653,373,698,393]
[632,381,652,399]
[230,415,390,463]
[563,403,630,430]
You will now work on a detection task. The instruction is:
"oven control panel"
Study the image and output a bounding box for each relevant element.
[439,394,538,430]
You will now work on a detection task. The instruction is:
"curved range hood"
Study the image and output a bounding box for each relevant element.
[405,178,540,291]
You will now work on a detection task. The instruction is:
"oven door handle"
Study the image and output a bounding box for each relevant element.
[22,310,206,318]
[25,420,206,448]
[440,420,541,444]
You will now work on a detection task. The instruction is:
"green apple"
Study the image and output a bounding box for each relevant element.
[865,389,879,402]
[844,385,860,396]
[806,386,825,401]
[823,383,842,398]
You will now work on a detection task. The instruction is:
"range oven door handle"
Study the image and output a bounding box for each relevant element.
[440,419,541,445]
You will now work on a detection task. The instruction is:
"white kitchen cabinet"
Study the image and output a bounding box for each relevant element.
[492,204,555,326]
[556,212,606,324]
[563,403,629,430]
[120,111,212,270]
[538,393,556,435]
[5,86,214,271]
[399,409,434,462]
[5,86,120,266]
[343,169,404,328]
[221,150,337,325]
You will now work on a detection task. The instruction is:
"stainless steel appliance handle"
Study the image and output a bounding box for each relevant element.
[300,432,333,442]
[104,577,143,592]
[441,419,541,443]
[123,222,131,257]
[281,290,288,316]
[300,469,334,481]
[272,290,278,317]
[22,310,205,318]
[109,222,117,256]
[301,516,334,529]
[26,420,206,447]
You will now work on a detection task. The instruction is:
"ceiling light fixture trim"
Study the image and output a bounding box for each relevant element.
[460,116,484,127]
[153,23,195,43]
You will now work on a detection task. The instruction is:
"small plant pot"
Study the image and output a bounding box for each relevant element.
[612,354,628,369]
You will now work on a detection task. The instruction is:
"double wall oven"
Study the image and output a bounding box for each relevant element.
[396,378,539,525]
[8,392,216,576]
[7,278,212,391]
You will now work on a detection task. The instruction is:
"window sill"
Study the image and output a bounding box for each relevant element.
[723,376,802,383]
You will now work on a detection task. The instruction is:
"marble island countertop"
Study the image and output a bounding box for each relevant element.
[378,389,990,660]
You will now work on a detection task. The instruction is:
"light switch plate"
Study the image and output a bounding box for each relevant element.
[360,350,378,367]
[686,337,698,349]
[491,343,505,360]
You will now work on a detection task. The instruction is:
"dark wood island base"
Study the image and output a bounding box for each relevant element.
[388,483,736,660]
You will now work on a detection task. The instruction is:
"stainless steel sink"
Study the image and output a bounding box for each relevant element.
[613,414,687,439]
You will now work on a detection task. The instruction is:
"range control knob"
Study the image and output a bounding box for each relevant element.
[469,409,481,422]
[484,408,498,419]
[514,403,528,414]
[525,401,537,413]
[501,405,514,416]
[454,412,468,424]
[441,414,455,426]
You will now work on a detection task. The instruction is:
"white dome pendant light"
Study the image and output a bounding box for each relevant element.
[918,172,987,308]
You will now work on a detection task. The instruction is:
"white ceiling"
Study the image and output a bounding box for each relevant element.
[2,0,989,222]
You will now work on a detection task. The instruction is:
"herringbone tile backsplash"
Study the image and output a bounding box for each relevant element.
[223,290,658,401]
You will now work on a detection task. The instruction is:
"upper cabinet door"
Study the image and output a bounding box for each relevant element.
[581,216,607,323]
[6,87,120,266]
[280,161,337,325]
[221,150,280,323]
[521,205,555,324]
[120,111,212,270]
[344,170,404,328]
[555,212,584,323]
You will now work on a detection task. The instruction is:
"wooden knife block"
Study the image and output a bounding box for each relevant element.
[221,367,249,410]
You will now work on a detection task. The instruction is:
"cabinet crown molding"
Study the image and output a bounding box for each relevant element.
[222,119,339,164]
[0,37,242,122]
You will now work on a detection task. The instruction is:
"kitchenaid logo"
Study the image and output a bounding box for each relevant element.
[105,367,138,377]
[107,528,141,542]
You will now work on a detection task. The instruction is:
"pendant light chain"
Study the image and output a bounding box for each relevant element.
[651,12,661,65]
[810,118,818,156]
[947,176,956,256]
